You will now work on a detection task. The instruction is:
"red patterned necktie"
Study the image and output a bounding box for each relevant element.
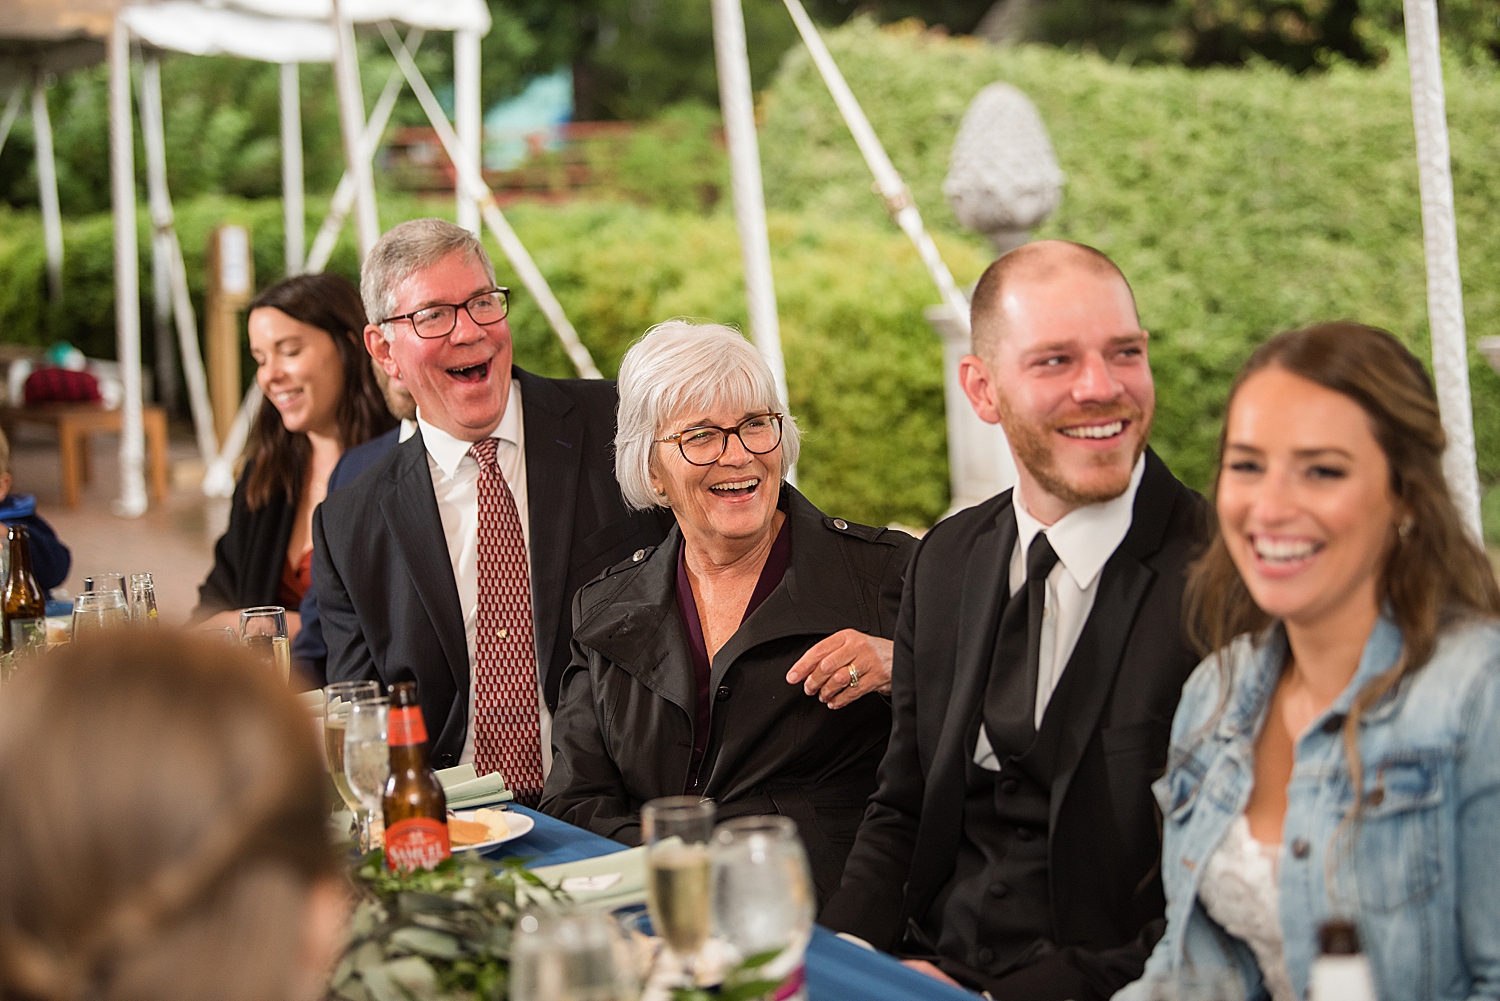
[469,437,544,807]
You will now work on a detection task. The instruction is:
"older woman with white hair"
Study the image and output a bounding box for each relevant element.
[540,321,915,904]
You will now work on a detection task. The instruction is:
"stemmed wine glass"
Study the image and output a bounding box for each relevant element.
[712,816,815,1000]
[342,695,390,854]
[510,909,641,1001]
[323,681,381,829]
[641,796,716,989]
[240,606,290,683]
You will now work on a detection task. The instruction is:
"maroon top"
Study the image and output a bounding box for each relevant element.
[674,508,793,793]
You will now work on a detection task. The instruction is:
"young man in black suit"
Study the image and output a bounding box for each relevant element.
[312,219,668,803]
[820,241,1206,1000]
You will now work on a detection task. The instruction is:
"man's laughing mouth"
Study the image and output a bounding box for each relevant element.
[447,360,491,383]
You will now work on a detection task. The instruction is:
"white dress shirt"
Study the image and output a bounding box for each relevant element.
[975,456,1145,771]
[415,380,553,776]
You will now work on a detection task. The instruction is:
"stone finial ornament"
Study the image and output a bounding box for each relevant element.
[943,82,1065,255]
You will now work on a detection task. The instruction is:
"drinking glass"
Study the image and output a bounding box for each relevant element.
[71,589,130,639]
[712,816,815,1000]
[1146,971,1247,1001]
[83,573,125,596]
[343,696,390,854]
[324,681,382,815]
[510,909,641,1001]
[641,796,716,988]
[240,606,290,683]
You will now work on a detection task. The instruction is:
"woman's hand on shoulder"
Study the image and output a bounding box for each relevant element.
[785,628,894,709]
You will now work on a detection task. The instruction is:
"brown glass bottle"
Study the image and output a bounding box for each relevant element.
[382,681,450,871]
[3,525,45,656]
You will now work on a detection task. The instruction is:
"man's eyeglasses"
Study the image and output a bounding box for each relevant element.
[656,413,784,466]
[380,288,510,339]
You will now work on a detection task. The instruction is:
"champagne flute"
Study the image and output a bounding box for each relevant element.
[712,816,815,1000]
[71,589,130,640]
[641,796,716,988]
[510,909,641,1001]
[343,696,390,854]
[324,681,381,816]
[240,606,290,683]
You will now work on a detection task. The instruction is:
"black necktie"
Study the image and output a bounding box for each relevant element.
[983,532,1060,759]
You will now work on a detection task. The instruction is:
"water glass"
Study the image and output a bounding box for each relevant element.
[324,680,381,814]
[641,796,716,988]
[712,816,815,1000]
[343,696,390,853]
[510,909,641,1001]
[240,606,290,683]
[83,573,125,596]
[71,589,130,639]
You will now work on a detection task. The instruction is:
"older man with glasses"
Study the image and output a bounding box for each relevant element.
[312,218,671,805]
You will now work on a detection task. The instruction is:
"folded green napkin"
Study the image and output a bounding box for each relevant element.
[527,845,647,910]
[435,763,514,808]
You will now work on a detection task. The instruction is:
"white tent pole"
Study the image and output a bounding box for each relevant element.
[1403,0,1482,538]
[454,28,481,236]
[330,0,379,260]
[280,62,305,275]
[109,19,147,518]
[304,29,423,275]
[139,55,217,467]
[780,0,971,329]
[31,74,63,303]
[711,0,789,419]
[378,21,601,379]
[0,86,23,156]
[136,56,179,420]
[201,384,264,499]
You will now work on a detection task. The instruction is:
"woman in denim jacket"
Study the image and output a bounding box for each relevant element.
[1115,322,1500,1001]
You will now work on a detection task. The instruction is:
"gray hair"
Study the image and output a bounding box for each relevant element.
[615,320,800,511]
[360,218,497,340]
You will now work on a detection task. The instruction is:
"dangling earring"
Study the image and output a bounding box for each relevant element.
[1398,516,1414,539]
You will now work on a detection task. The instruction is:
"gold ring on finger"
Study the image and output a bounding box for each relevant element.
[847,663,860,689]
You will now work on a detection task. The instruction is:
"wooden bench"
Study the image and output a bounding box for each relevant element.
[0,404,171,509]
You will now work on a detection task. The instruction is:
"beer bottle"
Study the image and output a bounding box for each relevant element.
[3,525,45,656]
[382,681,450,871]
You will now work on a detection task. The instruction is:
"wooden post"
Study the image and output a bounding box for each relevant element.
[205,225,253,444]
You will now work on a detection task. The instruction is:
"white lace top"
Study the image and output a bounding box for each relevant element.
[1196,815,1296,1001]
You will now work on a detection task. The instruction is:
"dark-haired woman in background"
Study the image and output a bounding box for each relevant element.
[1114,322,1500,1001]
[194,273,396,635]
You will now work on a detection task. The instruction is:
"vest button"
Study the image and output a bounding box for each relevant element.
[1321,714,1346,734]
[977,947,994,965]
[716,686,732,702]
[1292,838,1311,859]
[1015,827,1036,842]
[1000,778,1019,795]
[988,882,1009,898]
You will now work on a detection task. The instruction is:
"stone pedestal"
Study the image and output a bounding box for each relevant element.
[927,302,1017,519]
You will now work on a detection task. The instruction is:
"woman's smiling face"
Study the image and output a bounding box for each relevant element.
[248,307,345,439]
[649,405,782,552]
[1217,365,1399,631]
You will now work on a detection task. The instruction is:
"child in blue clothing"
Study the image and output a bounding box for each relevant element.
[0,427,71,591]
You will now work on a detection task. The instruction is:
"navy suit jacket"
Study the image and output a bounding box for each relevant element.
[312,368,672,767]
[291,425,403,686]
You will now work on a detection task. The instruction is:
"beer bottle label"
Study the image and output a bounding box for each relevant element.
[9,618,44,658]
[385,816,451,871]
[388,705,429,747]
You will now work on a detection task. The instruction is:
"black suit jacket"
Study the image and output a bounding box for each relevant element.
[312,368,671,767]
[819,449,1206,1001]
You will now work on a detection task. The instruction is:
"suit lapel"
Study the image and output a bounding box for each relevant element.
[516,369,583,683]
[380,432,469,692]
[906,494,1018,916]
[1045,450,1176,831]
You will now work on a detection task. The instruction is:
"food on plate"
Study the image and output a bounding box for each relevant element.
[446,808,510,846]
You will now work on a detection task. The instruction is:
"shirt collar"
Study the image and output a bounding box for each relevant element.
[415,378,522,478]
[1012,454,1145,591]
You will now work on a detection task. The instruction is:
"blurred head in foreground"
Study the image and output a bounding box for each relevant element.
[0,630,344,1001]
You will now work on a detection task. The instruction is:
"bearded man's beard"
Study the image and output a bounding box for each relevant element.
[996,396,1153,507]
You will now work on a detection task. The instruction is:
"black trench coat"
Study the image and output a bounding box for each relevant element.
[540,485,916,904]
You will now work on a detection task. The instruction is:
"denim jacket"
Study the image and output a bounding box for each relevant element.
[1113,614,1500,1001]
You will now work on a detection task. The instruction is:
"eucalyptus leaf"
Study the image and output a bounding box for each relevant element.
[389,927,464,960]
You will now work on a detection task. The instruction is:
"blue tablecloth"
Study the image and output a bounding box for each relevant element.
[489,806,977,1001]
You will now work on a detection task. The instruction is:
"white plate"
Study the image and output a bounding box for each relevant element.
[451,809,534,853]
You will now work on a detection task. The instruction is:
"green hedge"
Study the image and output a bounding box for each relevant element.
[0,195,985,529]
[760,20,1500,501]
